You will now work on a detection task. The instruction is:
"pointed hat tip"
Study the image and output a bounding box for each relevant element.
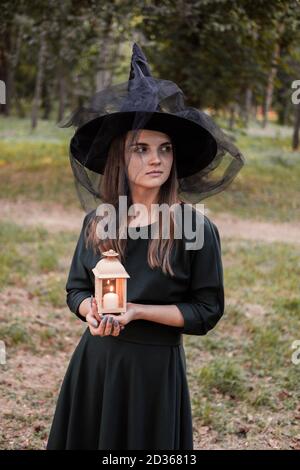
[131,42,146,61]
[129,42,152,80]
[132,42,142,53]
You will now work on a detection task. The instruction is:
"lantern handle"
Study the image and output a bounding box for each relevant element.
[102,249,119,258]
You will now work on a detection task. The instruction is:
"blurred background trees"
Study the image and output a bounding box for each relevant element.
[1,0,300,146]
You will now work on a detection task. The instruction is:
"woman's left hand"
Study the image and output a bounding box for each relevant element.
[108,302,140,326]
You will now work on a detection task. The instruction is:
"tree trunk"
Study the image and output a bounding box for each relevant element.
[96,35,113,91]
[0,29,11,115]
[228,103,236,130]
[42,79,52,120]
[31,28,47,130]
[57,63,66,122]
[95,14,114,92]
[262,22,285,128]
[10,22,24,116]
[283,95,291,126]
[292,103,300,150]
[243,87,252,127]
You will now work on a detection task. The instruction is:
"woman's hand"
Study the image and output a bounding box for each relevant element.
[107,302,140,326]
[87,297,124,337]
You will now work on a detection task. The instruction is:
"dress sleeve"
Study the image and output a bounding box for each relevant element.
[174,215,225,336]
[65,212,94,322]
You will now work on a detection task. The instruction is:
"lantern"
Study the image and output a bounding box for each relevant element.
[92,249,130,315]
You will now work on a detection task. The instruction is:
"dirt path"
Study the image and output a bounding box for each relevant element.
[0,199,83,232]
[1,198,300,244]
[212,211,300,245]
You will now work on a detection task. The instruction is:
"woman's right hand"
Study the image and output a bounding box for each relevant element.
[86,297,125,337]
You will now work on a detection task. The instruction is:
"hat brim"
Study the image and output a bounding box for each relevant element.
[70,111,218,178]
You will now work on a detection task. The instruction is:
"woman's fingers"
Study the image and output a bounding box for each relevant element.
[104,315,114,335]
[91,298,125,332]
[86,311,100,336]
[86,311,97,327]
[87,301,125,337]
[100,315,115,336]
[87,297,104,333]
[87,320,100,336]
[95,315,122,336]
[111,319,121,336]
[92,297,102,323]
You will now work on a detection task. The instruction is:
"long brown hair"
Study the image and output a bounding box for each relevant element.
[84,130,184,277]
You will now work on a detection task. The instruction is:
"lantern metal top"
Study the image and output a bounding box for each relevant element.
[92,249,130,279]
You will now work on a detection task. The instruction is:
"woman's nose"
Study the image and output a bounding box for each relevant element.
[148,150,161,163]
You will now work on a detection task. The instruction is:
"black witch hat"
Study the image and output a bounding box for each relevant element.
[58,43,245,213]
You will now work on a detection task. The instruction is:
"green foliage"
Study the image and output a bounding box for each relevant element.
[0,220,75,289]
[32,274,66,308]
[198,358,247,399]
[205,129,300,222]
[0,139,77,206]
[0,322,33,348]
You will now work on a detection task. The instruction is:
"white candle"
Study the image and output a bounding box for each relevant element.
[103,291,119,309]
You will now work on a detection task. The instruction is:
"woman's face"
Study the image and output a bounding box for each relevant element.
[124,129,174,190]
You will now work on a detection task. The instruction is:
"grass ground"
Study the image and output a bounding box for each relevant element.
[0,117,299,449]
[1,117,300,221]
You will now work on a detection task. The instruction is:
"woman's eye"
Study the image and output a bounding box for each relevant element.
[133,145,172,154]
[161,145,172,153]
[134,146,146,153]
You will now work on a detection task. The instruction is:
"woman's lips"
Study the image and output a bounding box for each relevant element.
[146,171,163,176]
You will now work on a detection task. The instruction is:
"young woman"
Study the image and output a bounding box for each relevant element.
[46,43,244,450]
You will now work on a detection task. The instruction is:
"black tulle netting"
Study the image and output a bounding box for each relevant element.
[58,75,246,214]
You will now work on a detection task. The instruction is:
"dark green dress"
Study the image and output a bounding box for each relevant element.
[46,204,224,450]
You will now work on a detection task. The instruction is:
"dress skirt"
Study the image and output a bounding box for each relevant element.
[46,326,194,450]
[46,207,226,450]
